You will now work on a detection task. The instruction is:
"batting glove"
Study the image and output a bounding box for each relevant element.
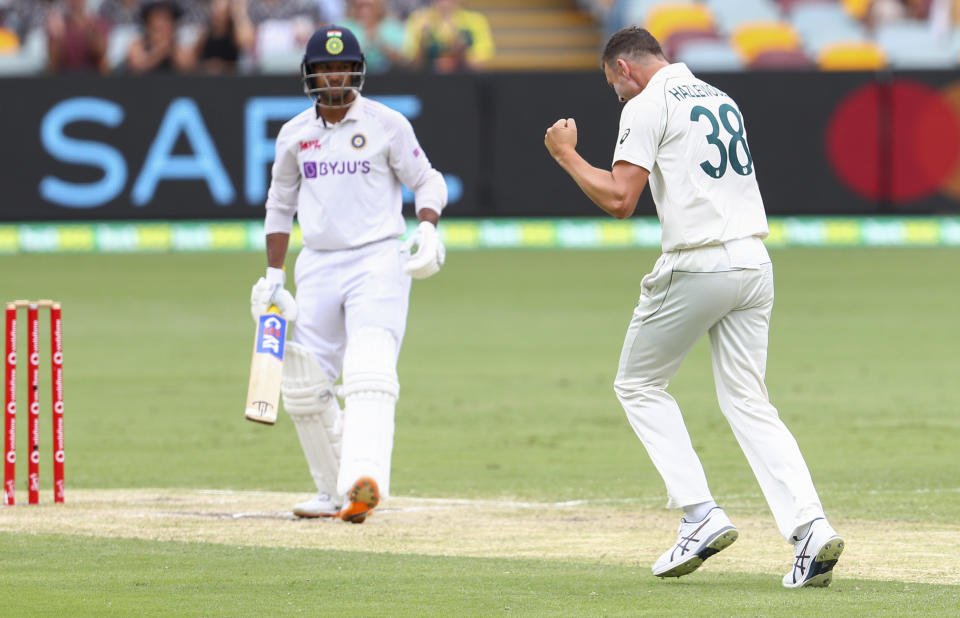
[250,267,298,322]
[404,221,445,279]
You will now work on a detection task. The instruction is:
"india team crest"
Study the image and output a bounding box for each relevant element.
[325,35,344,55]
[351,133,366,149]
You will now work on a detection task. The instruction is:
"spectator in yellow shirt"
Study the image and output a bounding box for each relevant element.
[404,0,494,72]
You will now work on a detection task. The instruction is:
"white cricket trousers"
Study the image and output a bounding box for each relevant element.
[613,240,825,541]
[291,238,410,380]
[291,238,411,498]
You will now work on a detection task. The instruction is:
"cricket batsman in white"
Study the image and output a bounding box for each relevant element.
[249,25,447,523]
[544,26,844,587]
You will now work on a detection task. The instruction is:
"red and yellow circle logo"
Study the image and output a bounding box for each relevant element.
[826,79,960,202]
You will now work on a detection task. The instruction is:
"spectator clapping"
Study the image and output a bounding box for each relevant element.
[46,0,109,73]
[126,0,193,73]
[193,0,255,73]
[404,0,494,73]
[342,0,406,73]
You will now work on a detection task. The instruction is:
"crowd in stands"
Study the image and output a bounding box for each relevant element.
[600,0,960,70]
[2,0,958,74]
[0,0,494,74]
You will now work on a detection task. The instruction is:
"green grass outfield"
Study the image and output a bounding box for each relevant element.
[1,248,958,615]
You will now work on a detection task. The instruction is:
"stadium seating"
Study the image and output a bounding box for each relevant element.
[730,21,802,63]
[0,27,17,54]
[675,39,744,70]
[706,0,782,34]
[1,0,960,74]
[789,1,860,37]
[613,0,960,71]
[480,0,603,70]
[749,48,812,69]
[622,0,675,28]
[787,1,869,55]
[643,2,715,42]
[779,0,837,12]
[800,21,868,56]
[875,20,960,68]
[840,0,871,21]
[817,40,887,70]
[0,28,46,75]
[663,28,722,59]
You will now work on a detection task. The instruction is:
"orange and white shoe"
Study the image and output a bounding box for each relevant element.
[339,477,380,524]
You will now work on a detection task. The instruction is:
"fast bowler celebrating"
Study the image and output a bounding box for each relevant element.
[250,25,447,523]
[544,26,843,588]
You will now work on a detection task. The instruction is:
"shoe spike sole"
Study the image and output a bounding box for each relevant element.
[800,538,844,588]
[656,528,739,578]
[340,477,380,524]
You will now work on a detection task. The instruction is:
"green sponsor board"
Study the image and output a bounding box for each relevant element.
[1,218,958,254]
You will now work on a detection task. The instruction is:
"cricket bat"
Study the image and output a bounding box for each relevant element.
[244,305,287,425]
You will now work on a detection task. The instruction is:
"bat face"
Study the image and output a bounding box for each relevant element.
[245,309,286,425]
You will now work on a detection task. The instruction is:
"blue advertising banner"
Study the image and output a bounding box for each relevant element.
[1,71,959,221]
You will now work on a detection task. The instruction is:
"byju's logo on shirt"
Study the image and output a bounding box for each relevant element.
[303,160,371,178]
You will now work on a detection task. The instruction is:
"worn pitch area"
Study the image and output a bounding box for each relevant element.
[1,489,956,585]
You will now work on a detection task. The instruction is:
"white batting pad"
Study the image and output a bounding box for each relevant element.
[338,327,399,498]
[282,341,343,501]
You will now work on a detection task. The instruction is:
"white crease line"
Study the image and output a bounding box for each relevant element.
[177,487,960,508]
[196,489,276,496]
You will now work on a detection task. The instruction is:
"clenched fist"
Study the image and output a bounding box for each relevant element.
[544,117,578,160]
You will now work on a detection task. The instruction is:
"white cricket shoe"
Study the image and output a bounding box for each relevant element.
[292,493,342,518]
[652,507,739,578]
[782,518,844,588]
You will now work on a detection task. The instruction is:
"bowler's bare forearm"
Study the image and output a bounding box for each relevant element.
[553,152,648,220]
[266,233,290,269]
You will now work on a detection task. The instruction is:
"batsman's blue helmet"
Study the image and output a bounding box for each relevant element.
[302,25,365,67]
[301,26,366,107]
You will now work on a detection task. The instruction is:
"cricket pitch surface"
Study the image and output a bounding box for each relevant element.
[1,489,956,585]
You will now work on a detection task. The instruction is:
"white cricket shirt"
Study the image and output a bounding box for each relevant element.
[264,94,445,251]
[613,63,769,253]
